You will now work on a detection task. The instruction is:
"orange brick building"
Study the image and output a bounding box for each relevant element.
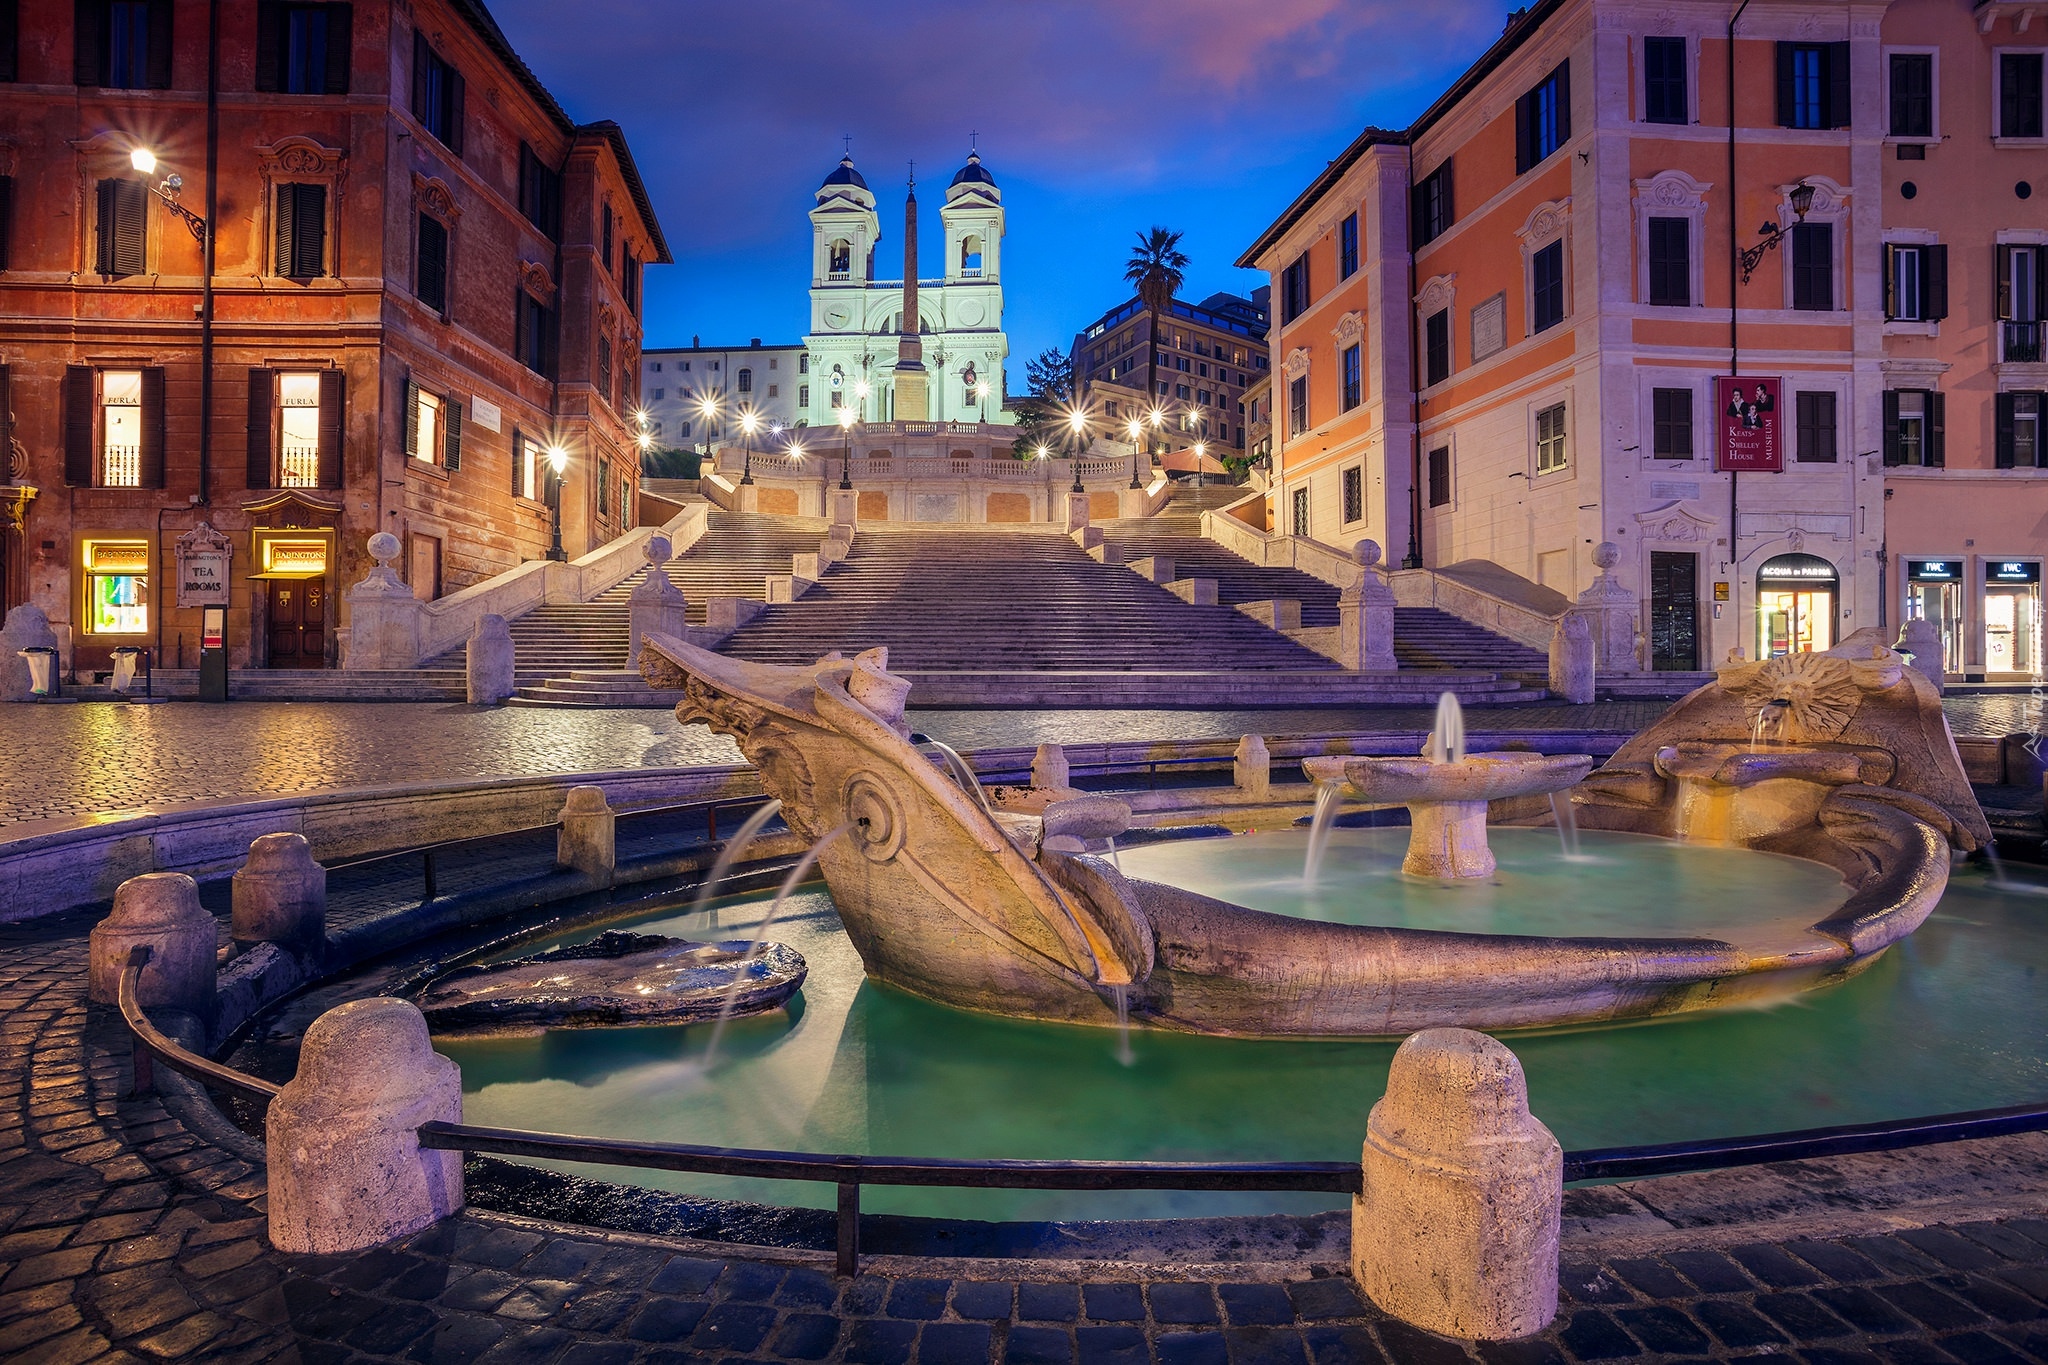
[0,0,668,676]
[1243,0,2046,679]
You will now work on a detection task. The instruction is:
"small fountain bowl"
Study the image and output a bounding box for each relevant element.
[1303,752,1594,804]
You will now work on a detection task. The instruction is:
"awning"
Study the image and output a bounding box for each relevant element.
[247,568,327,580]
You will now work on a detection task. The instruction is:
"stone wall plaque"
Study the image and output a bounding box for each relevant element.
[175,523,232,608]
[468,397,502,433]
[912,493,962,522]
[1470,293,1507,362]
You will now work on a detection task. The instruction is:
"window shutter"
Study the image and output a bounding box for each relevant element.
[411,31,428,119]
[0,174,12,271]
[144,0,171,88]
[325,2,352,93]
[1555,61,1572,145]
[402,375,420,458]
[0,0,18,82]
[1997,244,2015,320]
[446,67,464,155]
[1996,391,2017,468]
[317,369,344,487]
[1882,389,1902,465]
[254,1,281,90]
[1927,244,1948,320]
[416,213,447,312]
[116,179,145,275]
[511,434,523,496]
[246,368,273,489]
[272,184,295,276]
[1515,90,1533,173]
[293,184,326,277]
[1881,244,1898,320]
[139,366,165,488]
[443,399,462,472]
[73,0,101,85]
[1926,389,1944,467]
[62,366,93,484]
[2037,246,2048,316]
[1775,43,1796,127]
[95,179,116,274]
[1826,42,1850,129]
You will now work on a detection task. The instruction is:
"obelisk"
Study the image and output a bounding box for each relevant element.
[892,165,929,421]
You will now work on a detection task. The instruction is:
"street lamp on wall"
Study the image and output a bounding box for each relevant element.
[129,148,207,243]
[544,444,569,562]
[1739,180,1817,285]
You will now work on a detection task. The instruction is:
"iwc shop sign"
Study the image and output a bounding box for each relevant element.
[175,522,233,607]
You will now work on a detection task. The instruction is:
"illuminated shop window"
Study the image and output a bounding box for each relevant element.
[83,540,150,634]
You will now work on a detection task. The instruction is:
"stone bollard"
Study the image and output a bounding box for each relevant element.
[1547,612,1596,704]
[1338,541,1399,672]
[267,997,463,1254]
[556,786,616,881]
[1354,1028,1561,1341]
[829,488,858,525]
[1032,743,1070,790]
[88,873,218,1025]
[1064,490,1091,532]
[232,832,327,954]
[1896,618,1945,696]
[628,537,691,669]
[466,614,516,705]
[1234,735,1271,798]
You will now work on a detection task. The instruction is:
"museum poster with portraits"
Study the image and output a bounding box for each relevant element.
[1715,376,1783,472]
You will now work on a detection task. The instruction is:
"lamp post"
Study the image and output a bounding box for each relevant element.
[129,148,207,243]
[738,409,759,484]
[1066,408,1089,493]
[1738,180,1817,284]
[544,444,569,562]
[838,407,856,489]
[696,393,722,476]
[975,379,991,425]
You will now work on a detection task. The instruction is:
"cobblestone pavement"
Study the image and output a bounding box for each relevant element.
[8,908,2048,1364]
[1,694,2034,832]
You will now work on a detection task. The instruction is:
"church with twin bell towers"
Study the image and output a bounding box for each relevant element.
[803,147,1012,428]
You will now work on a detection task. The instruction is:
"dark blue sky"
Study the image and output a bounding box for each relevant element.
[490,0,1515,380]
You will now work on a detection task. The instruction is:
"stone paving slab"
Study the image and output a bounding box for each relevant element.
[0,696,2034,831]
[7,893,2048,1364]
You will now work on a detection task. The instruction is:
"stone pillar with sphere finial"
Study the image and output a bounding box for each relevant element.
[1896,618,1945,696]
[1338,540,1399,672]
[466,614,515,705]
[341,532,426,670]
[628,534,690,669]
[1573,542,1641,673]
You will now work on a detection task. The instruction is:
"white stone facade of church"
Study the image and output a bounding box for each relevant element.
[803,152,1013,428]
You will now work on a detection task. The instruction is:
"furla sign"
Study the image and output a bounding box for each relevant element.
[175,523,233,608]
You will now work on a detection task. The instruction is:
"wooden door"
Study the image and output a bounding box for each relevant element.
[267,579,327,668]
[1649,551,1699,671]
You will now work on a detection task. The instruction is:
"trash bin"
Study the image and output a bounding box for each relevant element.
[17,646,58,697]
[110,647,142,694]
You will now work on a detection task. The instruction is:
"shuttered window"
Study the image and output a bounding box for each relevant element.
[516,289,558,378]
[1795,392,1838,463]
[415,212,448,313]
[1995,392,2046,469]
[1643,37,1686,124]
[1411,160,1453,246]
[63,366,164,487]
[1652,388,1692,459]
[1883,389,1944,467]
[1424,309,1450,386]
[1777,42,1850,130]
[255,2,351,94]
[1791,223,1833,311]
[2002,53,2045,139]
[0,175,12,271]
[411,32,463,152]
[0,0,18,82]
[1515,62,1571,173]
[517,144,562,239]
[1647,217,1689,306]
[403,376,461,470]
[95,177,147,277]
[1531,240,1566,333]
[248,369,345,489]
[1427,446,1451,507]
[1889,53,1933,138]
[274,182,326,278]
[76,0,170,89]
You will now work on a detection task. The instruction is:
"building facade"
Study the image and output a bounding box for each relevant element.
[1070,289,1270,451]
[0,0,667,677]
[641,342,807,454]
[802,151,1012,428]
[1241,0,2045,678]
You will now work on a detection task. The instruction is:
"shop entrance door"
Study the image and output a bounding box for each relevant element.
[266,578,326,668]
[1984,561,2041,675]
[1756,553,1838,659]
[1649,551,1699,671]
[1903,560,1964,675]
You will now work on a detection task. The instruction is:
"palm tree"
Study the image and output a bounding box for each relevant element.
[1124,228,1188,469]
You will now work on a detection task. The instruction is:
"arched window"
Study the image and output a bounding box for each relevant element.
[960,234,983,276]
[828,240,851,278]
[737,368,753,393]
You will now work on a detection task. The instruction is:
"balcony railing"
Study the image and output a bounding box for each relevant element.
[99,445,140,488]
[280,444,322,488]
[717,448,1137,485]
[2004,321,2045,364]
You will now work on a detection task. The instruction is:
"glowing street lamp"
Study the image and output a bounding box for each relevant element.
[975,379,991,424]
[1134,407,1165,488]
[128,147,206,242]
[544,443,569,562]
[1065,408,1089,493]
[837,406,857,490]
[738,408,760,485]
[696,393,723,472]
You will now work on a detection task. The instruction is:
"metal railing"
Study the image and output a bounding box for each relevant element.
[100,444,142,488]
[279,444,322,488]
[2005,321,2045,365]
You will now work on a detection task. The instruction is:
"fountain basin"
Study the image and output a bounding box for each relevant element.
[1302,752,1593,878]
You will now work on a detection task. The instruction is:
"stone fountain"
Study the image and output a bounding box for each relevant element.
[1303,696,1593,878]
[639,630,1984,1036]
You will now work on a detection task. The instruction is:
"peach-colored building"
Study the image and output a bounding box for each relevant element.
[1242,0,2045,680]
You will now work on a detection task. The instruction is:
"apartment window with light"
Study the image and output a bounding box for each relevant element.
[1412,160,1454,245]
[1883,389,1943,466]
[514,433,541,500]
[1535,401,1568,473]
[1999,245,2045,362]
[405,378,461,469]
[1428,446,1450,506]
[1341,345,1361,411]
[1531,240,1566,332]
[247,369,342,489]
[256,2,352,94]
[1790,223,1833,311]
[1281,253,1310,323]
[1516,62,1571,172]
[1652,388,1692,459]
[1998,391,2045,467]
[2001,52,2045,139]
[1425,309,1450,386]
[1288,376,1308,435]
[1777,42,1849,130]
[99,370,142,485]
[1889,53,1933,138]
[1338,213,1359,279]
[1644,37,1687,124]
[1341,466,1362,524]
[1647,217,1689,306]
[1795,392,1838,462]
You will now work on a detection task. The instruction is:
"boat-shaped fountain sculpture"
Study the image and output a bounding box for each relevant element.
[639,630,1986,1036]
